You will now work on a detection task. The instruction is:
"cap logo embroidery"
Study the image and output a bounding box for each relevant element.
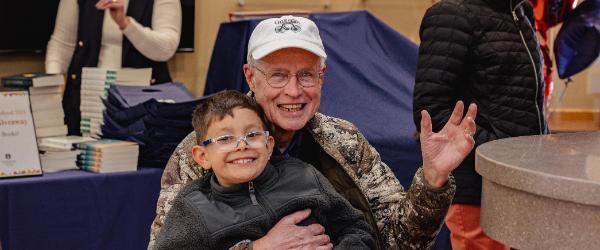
[274,19,302,33]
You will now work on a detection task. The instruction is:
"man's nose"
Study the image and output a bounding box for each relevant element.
[283,76,302,97]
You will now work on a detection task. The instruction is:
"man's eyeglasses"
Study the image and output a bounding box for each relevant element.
[202,131,269,152]
[254,67,322,88]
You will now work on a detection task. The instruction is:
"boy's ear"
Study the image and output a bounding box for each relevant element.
[266,135,275,158]
[191,145,212,171]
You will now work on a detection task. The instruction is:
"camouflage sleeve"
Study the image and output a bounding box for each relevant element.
[148,132,204,249]
[227,240,252,250]
[355,131,456,249]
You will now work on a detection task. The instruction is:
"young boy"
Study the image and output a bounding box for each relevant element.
[154,90,374,250]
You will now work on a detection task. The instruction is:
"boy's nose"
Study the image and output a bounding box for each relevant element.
[234,138,249,151]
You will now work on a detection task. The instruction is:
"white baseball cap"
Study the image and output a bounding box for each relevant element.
[247,15,327,60]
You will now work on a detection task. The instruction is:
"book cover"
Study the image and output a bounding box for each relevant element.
[1,73,64,88]
[0,89,43,177]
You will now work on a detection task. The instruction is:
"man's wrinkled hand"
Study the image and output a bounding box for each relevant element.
[252,209,332,250]
[420,101,477,188]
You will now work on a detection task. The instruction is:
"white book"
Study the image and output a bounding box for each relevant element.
[80,105,105,113]
[36,125,68,138]
[81,99,104,108]
[39,136,96,150]
[81,79,110,86]
[80,94,104,102]
[32,108,64,121]
[29,85,62,96]
[34,117,64,129]
[41,159,78,173]
[81,89,107,97]
[81,111,104,119]
[40,150,80,159]
[30,94,62,112]
[81,84,109,92]
[82,73,117,81]
[82,67,118,75]
[31,74,65,87]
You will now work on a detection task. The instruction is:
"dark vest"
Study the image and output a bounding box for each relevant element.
[298,133,385,250]
[63,0,172,135]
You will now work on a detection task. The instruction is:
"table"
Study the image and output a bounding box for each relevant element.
[0,168,163,250]
[476,132,600,249]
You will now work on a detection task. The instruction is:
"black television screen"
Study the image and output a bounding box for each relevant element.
[0,0,194,53]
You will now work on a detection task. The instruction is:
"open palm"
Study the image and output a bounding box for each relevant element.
[420,101,477,186]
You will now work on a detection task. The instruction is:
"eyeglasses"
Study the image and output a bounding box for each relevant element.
[202,131,270,152]
[254,67,322,88]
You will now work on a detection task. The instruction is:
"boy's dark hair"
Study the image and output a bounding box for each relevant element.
[192,90,268,144]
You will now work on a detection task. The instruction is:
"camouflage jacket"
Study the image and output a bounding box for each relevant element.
[148,112,456,249]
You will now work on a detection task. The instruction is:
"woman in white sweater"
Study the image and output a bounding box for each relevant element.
[46,0,181,135]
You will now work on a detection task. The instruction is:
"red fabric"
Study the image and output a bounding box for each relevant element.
[445,204,509,250]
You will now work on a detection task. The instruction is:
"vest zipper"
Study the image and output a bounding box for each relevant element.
[511,1,543,135]
[248,181,258,205]
[248,181,277,225]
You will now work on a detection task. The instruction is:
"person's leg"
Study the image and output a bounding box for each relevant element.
[445,203,509,250]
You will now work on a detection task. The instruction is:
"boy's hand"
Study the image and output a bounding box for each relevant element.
[252,209,332,250]
[420,101,477,188]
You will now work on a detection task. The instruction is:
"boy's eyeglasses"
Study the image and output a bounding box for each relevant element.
[202,131,270,152]
[254,66,322,88]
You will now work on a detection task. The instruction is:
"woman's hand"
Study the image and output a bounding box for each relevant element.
[95,0,130,29]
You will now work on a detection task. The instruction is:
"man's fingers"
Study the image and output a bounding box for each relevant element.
[420,110,433,140]
[316,243,333,250]
[281,209,311,225]
[466,103,478,120]
[306,223,326,235]
[448,101,465,125]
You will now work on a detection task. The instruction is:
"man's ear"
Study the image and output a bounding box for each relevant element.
[243,64,256,90]
[191,145,211,171]
[319,65,326,85]
[266,135,275,158]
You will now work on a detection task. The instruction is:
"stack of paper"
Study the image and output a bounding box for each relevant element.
[80,67,151,137]
[74,139,139,173]
[38,136,96,172]
[1,72,67,138]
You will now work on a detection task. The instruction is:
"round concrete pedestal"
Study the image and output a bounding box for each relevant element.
[476,132,600,249]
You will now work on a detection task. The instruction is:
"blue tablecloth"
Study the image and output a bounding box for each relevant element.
[0,168,163,250]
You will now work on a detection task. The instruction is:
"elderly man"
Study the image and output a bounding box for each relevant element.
[149,15,477,249]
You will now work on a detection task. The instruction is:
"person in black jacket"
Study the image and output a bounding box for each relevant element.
[413,0,548,249]
[154,90,374,250]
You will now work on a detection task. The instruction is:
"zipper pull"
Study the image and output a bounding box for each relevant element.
[248,181,258,205]
[512,11,519,22]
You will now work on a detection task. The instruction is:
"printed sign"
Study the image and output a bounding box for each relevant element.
[0,90,42,178]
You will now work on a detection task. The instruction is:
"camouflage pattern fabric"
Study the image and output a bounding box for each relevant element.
[148,112,456,250]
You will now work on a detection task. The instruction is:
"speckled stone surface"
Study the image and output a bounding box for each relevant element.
[476,132,600,249]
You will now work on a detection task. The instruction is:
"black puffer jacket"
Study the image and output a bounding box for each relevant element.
[154,157,375,250]
[413,0,548,205]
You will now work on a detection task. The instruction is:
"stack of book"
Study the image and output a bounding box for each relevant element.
[80,67,152,137]
[1,73,67,139]
[38,136,96,172]
[74,139,139,173]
